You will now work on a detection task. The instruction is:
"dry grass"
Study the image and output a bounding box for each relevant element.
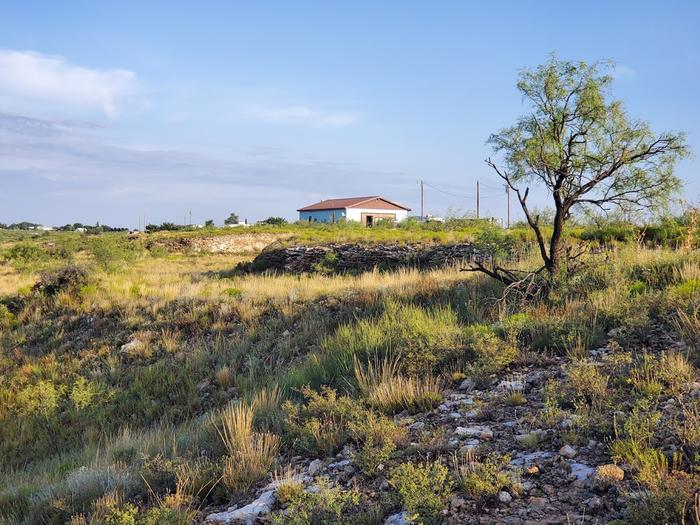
[0,264,36,295]
[216,402,280,493]
[354,355,443,414]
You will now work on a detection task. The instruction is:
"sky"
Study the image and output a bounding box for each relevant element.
[0,1,698,228]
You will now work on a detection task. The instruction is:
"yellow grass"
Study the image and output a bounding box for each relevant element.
[0,265,36,295]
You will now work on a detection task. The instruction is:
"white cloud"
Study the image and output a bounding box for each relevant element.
[0,50,140,117]
[245,104,358,126]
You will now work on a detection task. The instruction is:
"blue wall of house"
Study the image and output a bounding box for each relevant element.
[299,209,346,223]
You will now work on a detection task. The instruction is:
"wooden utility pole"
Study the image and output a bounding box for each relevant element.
[420,180,424,220]
[476,180,480,219]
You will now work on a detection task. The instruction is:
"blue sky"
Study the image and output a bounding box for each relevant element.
[0,1,698,227]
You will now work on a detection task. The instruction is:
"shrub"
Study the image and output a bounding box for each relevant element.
[33,264,90,297]
[626,470,700,525]
[272,478,361,525]
[0,304,14,329]
[4,242,49,271]
[353,437,396,477]
[282,387,364,457]
[566,361,608,407]
[454,451,516,501]
[463,324,518,374]
[389,461,453,525]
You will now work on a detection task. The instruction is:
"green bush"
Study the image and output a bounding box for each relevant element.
[389,462,453,524]
[272,478,362,525]
[282,387,365,457]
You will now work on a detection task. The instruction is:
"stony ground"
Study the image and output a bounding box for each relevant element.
[199,335,700,525]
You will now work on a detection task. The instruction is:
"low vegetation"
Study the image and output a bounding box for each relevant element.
[0,214,699,523]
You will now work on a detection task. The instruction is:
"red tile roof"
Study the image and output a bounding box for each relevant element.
[298,196,411,212]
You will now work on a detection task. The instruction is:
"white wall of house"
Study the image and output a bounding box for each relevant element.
[345,208,409,222]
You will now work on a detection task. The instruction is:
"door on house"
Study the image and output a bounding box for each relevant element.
[365,215,374,227]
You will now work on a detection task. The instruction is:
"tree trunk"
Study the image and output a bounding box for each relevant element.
[547,209,567,279]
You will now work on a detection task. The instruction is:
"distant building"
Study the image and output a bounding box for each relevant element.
[298,196,411,226]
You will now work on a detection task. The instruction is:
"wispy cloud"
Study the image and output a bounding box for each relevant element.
[0,111,402,225]
[0,50,141,117]
[244,104,359,126]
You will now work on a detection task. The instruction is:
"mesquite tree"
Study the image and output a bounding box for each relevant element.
[473,56,689,286]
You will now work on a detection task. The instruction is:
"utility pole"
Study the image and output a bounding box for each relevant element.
[189,209,192,226]
[506,185,511,228]
[476,180,480,220]
[420,180,424,220]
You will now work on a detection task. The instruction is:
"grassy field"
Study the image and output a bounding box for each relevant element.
[0,223,698,524]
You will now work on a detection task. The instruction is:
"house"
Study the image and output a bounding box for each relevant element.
[298,196,411,226]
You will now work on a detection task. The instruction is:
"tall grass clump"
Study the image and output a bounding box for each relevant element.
[354,355,442,414]
[216,402,280,493]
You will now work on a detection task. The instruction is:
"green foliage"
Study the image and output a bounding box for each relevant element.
[296,301,463,390]
[463,324,518,374]
[626,471,700,525]
[34,264,90,297]
[389,461,453,525]
[0,303,14,329]
[354,437,396,477]
[455,452,515,501]
[283,387,365,457]
[272,478,362,525]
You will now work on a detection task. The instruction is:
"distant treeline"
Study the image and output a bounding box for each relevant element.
[0,222,128,232]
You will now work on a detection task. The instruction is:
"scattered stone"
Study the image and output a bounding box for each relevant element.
[459,378,475,391]
[328,459,352,470]
[450,495,466,508]
[385,511,413,525]
[584,495,603,512]
[567,462,595,482]
[308,459,323,476]
[498,491,513,504]
[593,464,625,489]
[205,491,275,524]
[454,425,493,440]
[408,421,425,431]
[559,444,577,458]
[529,496,547,508]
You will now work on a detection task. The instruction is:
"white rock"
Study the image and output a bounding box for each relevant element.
[497,379,524,392]
[459,378,475,391]
[328,459,352,469]
[559,444,577,458]
[120,338,142,353]
[205,490,276,524]
[454,425,492,440]
[568,462,595,481]
[385,511,413,525]
[498,491,513,504]
[408,421,425,431]
[308,459,323,476]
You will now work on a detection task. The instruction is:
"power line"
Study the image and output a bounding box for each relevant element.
[423,181,474,199]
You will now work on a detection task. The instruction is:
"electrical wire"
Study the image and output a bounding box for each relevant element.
[422,181,503,199]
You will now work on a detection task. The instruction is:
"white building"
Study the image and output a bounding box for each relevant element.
[298,196,411,226]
